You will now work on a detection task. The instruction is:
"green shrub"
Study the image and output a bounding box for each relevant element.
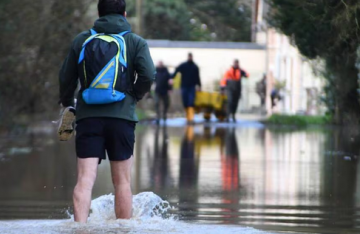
[268,114,331,127]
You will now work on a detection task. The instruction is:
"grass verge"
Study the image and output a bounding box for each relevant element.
[267,114,331,127]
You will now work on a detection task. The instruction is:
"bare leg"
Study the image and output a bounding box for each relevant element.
[111,156,134,219]
[73,158,99,223]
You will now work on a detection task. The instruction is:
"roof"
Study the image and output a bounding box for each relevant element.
[146,40,265,50]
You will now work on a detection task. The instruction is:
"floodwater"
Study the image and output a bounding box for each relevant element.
[1,118,360,234]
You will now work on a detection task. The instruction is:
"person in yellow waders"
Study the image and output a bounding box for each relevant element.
[171,53,201,124]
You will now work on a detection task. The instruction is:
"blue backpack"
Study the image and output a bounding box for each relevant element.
[78,29,130,105]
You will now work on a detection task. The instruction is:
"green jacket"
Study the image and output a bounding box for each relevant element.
[59,14,155,122]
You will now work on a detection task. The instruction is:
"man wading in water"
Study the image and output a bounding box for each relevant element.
[220,59,249,122]
[172,53,202,124]
[59,0,155,222]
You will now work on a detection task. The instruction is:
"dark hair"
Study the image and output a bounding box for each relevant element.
[98,0,126,17]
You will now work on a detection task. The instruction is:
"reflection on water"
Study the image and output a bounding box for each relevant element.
[179,126,200,219]
[150,127,171,192]
[220,128,240,224]
[1,123,360,233]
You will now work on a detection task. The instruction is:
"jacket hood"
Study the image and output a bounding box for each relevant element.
[93,14,132,34]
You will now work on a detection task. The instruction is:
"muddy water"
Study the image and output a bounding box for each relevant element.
[0,122,360,233]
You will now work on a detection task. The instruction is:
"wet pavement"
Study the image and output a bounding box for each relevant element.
[1,120,360,233]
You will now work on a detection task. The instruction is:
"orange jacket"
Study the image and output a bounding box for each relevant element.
[220,67,249,87]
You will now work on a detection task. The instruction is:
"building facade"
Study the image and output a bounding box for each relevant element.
[253,0,324,115]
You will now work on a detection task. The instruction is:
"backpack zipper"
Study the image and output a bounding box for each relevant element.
[112,56,120,95]
[83,60,87,87]
[113,66,125,95]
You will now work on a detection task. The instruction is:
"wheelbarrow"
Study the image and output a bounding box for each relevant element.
[194,91,227,121]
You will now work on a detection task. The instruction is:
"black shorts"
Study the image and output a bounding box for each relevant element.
[76,118,136,162]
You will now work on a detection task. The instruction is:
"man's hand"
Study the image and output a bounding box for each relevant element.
[220,86,226,95]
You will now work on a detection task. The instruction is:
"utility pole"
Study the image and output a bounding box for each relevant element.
[252,0,259,42]
[136,0,143,36]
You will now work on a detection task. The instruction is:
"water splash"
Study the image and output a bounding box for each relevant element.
[0,192,278,234]
[132,192,174,219]
[87,192,175,222]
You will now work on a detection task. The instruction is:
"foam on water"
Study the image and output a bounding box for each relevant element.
[0,192,278,234]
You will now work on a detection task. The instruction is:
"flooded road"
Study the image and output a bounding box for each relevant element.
[1,121,360,233]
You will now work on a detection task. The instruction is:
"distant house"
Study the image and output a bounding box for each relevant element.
[252,0,324,115]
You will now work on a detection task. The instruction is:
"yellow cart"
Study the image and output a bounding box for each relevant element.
[195,91,227,121]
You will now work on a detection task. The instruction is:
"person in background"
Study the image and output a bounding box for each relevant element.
[154,61,172,124]
[220,59,249,122]
[58,0,155,223]
[172,53,201,124]
[256,74,267,107]
[271,88,282,108]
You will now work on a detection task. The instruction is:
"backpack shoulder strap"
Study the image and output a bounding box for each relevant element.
[78,29,102,64]
[111,32,130,68]
[119,31,130,37]
[90,28,97,35]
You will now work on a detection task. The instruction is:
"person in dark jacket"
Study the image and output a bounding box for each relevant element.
[256,74,267,107]
[172,53,201,123]
[58,0,155,223]
[155,61,171,123]
[271,88,282,108]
